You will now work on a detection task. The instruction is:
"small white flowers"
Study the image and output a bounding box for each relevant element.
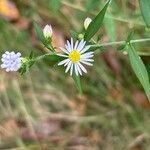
[43,24,53,38]
[58,38,94,76]
[84,17,92,30]
[1,51,22,72]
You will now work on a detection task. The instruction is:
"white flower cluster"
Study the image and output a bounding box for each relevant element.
[1,51,21,72]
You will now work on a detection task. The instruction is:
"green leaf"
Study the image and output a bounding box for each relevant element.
[49,0,61,12]
[84,0,111,41]
[104,16,116,42]
[72,74,82,94]
[33,21,45,43]
[43,54,63,67]
[127,43,150,101]
[139,0,150,28]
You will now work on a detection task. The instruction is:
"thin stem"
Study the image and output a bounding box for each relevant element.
[35,53,54,61]
[91,38,150,48]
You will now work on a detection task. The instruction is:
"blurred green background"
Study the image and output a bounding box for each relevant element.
[0,0,150,149]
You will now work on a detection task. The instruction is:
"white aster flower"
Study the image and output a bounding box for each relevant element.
[1,51,22,72]
[43,24,53,38]
[84,17,92,30]
[58,38,94,76]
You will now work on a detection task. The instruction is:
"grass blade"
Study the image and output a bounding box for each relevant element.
[139,0,150,28]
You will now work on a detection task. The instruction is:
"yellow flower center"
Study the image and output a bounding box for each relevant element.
[69,50,80,63]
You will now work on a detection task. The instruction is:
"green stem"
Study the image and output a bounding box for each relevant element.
[91,38,150,48]
[35,53,55,61]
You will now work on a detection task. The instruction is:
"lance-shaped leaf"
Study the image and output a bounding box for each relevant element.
[139,0,150,28]
[127,43,150,102]
[84,0,111,41]
[33,21,45,43]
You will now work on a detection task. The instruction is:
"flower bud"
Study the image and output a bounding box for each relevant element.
[43,24,53,38]
[84,17,92,30]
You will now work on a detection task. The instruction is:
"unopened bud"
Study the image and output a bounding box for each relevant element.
[43,24,53,38]
[84,17,92,30]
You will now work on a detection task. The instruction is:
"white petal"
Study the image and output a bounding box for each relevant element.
[13,68,18,71]
[17,52,21,57]
[60,47,69,54]
[65,61,72,73]
[81,58,94,62]
[80,60,93,66]
[82,52,94,56]
[80,46,90,54]
[1,58,6,62]
[1,64,5,68]
[5,51,9,55]
[10,52,15,55]
[64,60,71,66]
[76,64,82,76]
[74,40,79,50]
[71,38,74,51]
[2,54,7,58]
[81,52,94,59]
[66,40,72,52]
[58,59,69,66]
[70,64,74,76]
[6,68,10,72]
[77,40,86,51]
[74,64,79,76]
[6,55,10,59]
[78,62,87,73]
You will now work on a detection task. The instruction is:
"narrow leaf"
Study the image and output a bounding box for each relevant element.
[33,21,45,43]
[84,0,111,41]
[127,43,150,101]
[139,0,150,28]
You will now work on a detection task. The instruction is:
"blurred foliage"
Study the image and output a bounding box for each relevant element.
[0,0,150,149]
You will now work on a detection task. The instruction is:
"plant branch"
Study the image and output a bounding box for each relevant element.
[91,38,150,48]
[91,38,150,55]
